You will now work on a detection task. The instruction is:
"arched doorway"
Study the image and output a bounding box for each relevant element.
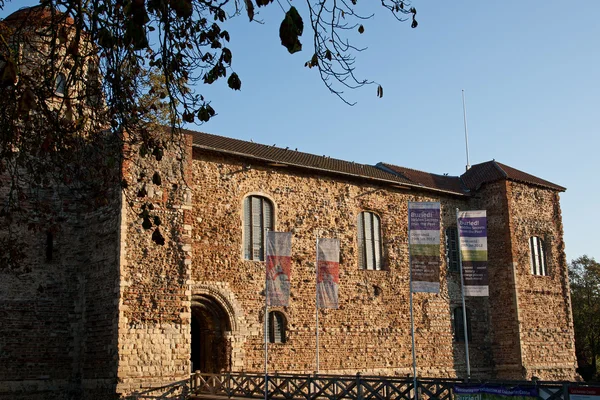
[191,294,232,373]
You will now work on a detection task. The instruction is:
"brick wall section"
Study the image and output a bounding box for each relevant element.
[190,149,493,378]
[0,181,121,398]
[505,182,577,380]
[471,181,524,379]
[115,133,194,395]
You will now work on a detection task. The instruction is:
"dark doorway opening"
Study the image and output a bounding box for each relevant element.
[191,295,232,373]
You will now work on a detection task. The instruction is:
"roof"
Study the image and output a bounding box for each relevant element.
[185,130,565,194]
[377,163,465,194]
[186,130,437,191]
[461,160,565,192]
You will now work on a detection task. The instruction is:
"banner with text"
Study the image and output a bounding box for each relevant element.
[317,238,340,309]
[409,202,441,293]
[569,386,600,400]
[454,385,538,400]
[266,231,292,306]
[458,210,489,296]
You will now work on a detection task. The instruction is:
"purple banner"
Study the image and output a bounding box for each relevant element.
[458,217,487,237]
[409,209,441,231]
[409,202,441,294]
[457,210,489,297]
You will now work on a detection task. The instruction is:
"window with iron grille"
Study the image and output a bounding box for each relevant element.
[268,311,286,344]
[243,195,274,261]
[452,307,472,342]
[357,211,382,270]
[529,236,547,276]
[55,72,67,96]
[446,227,459,272]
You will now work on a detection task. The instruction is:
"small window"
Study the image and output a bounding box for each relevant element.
[357,211,383,270]
[243,195,274,261]
[529,236,547,276]
[268,311,286,344]
[452,307,472,342]
[45,232,53,262]
[445,227,459,272]
[55,72,67,96]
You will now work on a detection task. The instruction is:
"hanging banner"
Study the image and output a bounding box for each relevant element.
[454,385,538,400]
[408,202,441,293]
[317,238,340,309]
[569,387,600,400]
[266,231,292,306]
[457,210,489,296]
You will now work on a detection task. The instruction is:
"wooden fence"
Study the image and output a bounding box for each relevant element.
[189,372,580,400]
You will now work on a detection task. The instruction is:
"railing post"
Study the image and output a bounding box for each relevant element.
[265,373,269,400]
[357,373,363,400]
[563,382,570,400]
[227,371,231,398]
[414,376,419,400]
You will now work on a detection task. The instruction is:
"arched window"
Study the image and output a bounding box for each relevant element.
[445,227,459,272]
[452,307,472,342]
[268,311,286,344]
[243,195,274,261]
[529,236,547,276]
[357,211,382,270]
[55,72,67,96]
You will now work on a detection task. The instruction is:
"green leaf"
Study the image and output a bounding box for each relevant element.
[279,7,304,54]
[244,0,255,20]
[152,228,165,245]
[142,216,152,230]
[228,73,242,90]
[222,48,232,65]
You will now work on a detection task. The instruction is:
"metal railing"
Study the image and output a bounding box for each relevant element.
[189,372,584,400]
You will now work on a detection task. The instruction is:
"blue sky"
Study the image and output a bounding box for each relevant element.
[3,1,599,262]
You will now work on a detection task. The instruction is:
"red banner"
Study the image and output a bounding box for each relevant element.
[266,231,292,306]
[317,238,340,309]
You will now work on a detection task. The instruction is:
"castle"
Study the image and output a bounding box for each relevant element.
[0,5,578,399]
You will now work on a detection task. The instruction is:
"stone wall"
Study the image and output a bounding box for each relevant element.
[115,133,194,395]
[0,170,122,398]
[189,149,494,378]
[505,182,577,380]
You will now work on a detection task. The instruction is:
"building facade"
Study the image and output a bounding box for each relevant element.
[0,127,578,398]
[0,6,577,399]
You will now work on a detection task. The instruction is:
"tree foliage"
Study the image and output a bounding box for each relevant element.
[0,0,417,269]
[569,255,600,381]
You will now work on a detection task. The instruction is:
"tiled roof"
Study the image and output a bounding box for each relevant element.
[187,130,427,189]
[494,161,565,191]
[377,163,465,194]
[184,130,565,194]
[461,160,565,192]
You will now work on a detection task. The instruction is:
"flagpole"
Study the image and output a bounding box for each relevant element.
[264,228,269,400]
[456,208,471,379]
[315,232,320,374]
[408,202,418,400]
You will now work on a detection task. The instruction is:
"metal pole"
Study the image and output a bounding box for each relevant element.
[462,89,471,171]
[264,228,269,400]
[315,233,320,374]
[456,208,471,379]
[408,202,418,400]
